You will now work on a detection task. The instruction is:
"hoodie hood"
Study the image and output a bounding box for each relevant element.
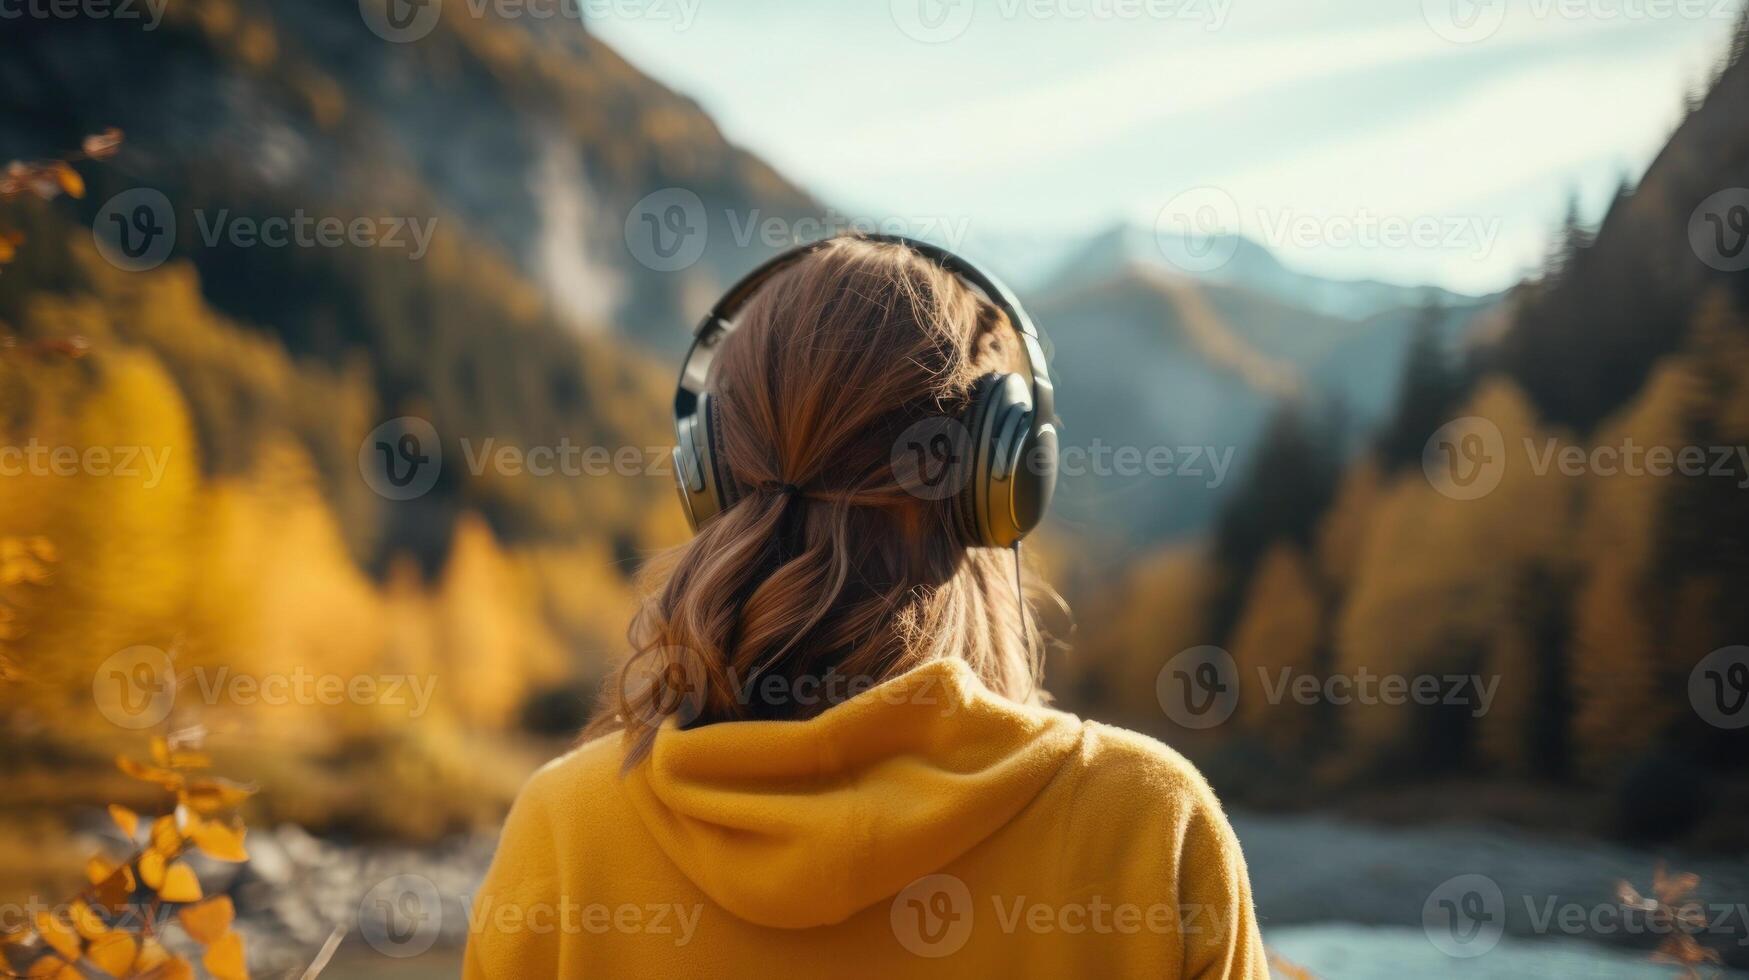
[621,657,1085,929]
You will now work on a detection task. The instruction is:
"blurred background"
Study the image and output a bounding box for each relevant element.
[2,0,1748,976]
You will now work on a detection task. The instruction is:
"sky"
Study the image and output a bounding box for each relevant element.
[590,0,1741,295]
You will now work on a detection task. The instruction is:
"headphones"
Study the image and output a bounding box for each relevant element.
[670,234,1058,548]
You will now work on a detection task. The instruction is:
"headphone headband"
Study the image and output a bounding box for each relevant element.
[671,234,1057,546]
[676,235,1052,421]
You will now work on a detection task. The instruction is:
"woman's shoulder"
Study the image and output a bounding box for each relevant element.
[1053,715,1230,820]
[506,731,630,819]
[1041,717,1251,883]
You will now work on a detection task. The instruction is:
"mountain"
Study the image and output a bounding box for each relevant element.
[0,0,836,571]
[1029,225,1503,547]
[0,0,1500,564]
[1489,23,1749,432]
[1307,294,1510,426]
[1032,267,1330,543]
[0,0,843,842]
[0,0,819,355]
[1044,222,1487,322]
[1058,22,1749,864]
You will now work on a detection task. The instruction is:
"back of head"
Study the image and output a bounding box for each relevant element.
[593,236,1044,756]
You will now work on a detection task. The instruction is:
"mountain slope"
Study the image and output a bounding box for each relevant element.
[0,0,833,570]
[1035,268,1357,543]
[1031,235,1501,546]
[0,0,819,354]
[1490,24,1749,432]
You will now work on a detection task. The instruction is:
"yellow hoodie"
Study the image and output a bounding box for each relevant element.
[463,657,1267,978]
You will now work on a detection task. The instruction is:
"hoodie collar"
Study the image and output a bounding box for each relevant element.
[622,657,1084,929]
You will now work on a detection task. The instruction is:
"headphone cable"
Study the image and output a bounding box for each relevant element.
[1012,540,1032,652]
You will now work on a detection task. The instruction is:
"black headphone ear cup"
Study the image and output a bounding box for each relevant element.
[962,372,1051,548]
[1008,416,1056,540]
[671,418,703,532]
[675,391,731,531]
[956,374,1006,546]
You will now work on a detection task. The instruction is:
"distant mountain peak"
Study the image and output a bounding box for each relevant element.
[1044,220,1480,323]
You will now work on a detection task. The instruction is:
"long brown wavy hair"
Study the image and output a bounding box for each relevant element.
[587,236,1049,761]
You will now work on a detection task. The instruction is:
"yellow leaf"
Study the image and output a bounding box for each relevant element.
[170,750,212,769]
[150,814,181,855]
[177,896,234,945]
[132,936,171,972]
[150,736,171,768]
[85,854,118,885]
[85,931,136,976]
[93,862,136,911]
[157,861,202,903]
[68,900,105,940]
[52,163,83,199]
[191,821,248,863]
[82,128,123,160]
[23,954,65,977]
[108,803,139,839]
[202,930,248,980]
[137,954,196,980]
[117,756,183,792]
[181,778,255,815]
[139,849,166,890]
[32,911,78,960]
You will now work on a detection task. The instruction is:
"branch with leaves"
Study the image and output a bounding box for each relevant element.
[0,128,122,271]
[1618,863,1723,980]
[0,731,256,980]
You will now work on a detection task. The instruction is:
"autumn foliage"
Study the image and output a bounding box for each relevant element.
[0,129,121,271]
[1067,26,1749,859]
[3,732,253,980]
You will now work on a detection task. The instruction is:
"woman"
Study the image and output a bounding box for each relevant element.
[463,236,1267,977]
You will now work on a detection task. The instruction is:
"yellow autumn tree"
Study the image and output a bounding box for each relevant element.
[1334,378,1573,773]
[1315,456,1384,593]
[0,345,201,724]
[431,513,569,730]
[1565,356,1695,776]
[1065,545,1216,733]
[1228,543,1324,749]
